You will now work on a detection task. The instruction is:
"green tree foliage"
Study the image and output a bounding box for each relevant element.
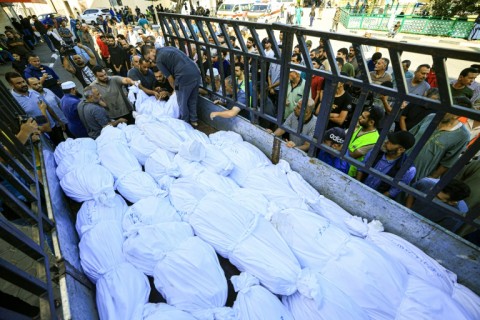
[431,0,479,18]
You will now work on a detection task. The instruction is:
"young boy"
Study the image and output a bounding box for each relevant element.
[318,127,349,174]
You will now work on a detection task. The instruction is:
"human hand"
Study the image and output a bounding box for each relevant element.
[20,118,39,136]
[213,100,220,105]
[266,128,273,134]
[41,73,49,79]
[38,100,47,112]
[159,91,169,99]
[286,140,295,148]
[210,112,218,120]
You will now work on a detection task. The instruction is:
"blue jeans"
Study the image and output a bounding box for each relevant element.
[42,34,56,52]
[176,79,200,122]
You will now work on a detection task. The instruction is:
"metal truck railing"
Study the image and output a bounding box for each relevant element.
[157,12,480,238]
[0,81,58,319]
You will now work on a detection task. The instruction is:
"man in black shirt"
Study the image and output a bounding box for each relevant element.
[152,66,173,97]
[128,58,161,98]
[399,88,438,131]
[4,30,30,58]
[63,47,98,88]
[106,34,129,77]
[327,75,353,129]
[32,15,56,52]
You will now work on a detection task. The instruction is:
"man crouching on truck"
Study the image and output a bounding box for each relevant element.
[266,99,317,152]
[156,46,201,127]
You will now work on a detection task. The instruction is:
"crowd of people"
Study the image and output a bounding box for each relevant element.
[2,8,480,242]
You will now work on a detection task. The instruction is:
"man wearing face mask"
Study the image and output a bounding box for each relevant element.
[356,131,416,199]
[60,81,88,138]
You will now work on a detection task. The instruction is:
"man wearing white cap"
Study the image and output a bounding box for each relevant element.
[60,81,88,138]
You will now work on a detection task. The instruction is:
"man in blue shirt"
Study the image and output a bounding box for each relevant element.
[6,72,65,146]
[156,46,201,126]
[27,77,69,136]
[24,55,63,98]
[60,81,88,138]
[356,131,416,199]
[406,178,470,232]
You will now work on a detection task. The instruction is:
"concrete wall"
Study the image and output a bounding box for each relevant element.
[197,97,480,294]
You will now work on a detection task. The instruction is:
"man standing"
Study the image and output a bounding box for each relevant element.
[62,49,97,88]
[400,88,439,132]
[370,58,392,85]
[451,67,478,99]
[63,50,97,87]
[246,37,257,54]
[32,15,56,52]
[285,69,310,120]
[89,66,137,124]
[347,105,384,177]
[336,48,355,77]
[347,46,359,75]
[58,21,74,45]
[24,55,64,98]
[6,72,64,146]
[156,46,201,126]
[407,64,431,96]
[60,81,88,138]
[106,34,129,77]
[268,57,281,110]
[211,49,231,79]
[326,74,353,129]
[331,7,341,32]
[27,77,69,137]
[77,87,127,139]
[128,58,161,98]
[408,112,470,182]
[357,131,416,198]
[309,5,316,27]
[78,24,103,66]
[402,60,414,79]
